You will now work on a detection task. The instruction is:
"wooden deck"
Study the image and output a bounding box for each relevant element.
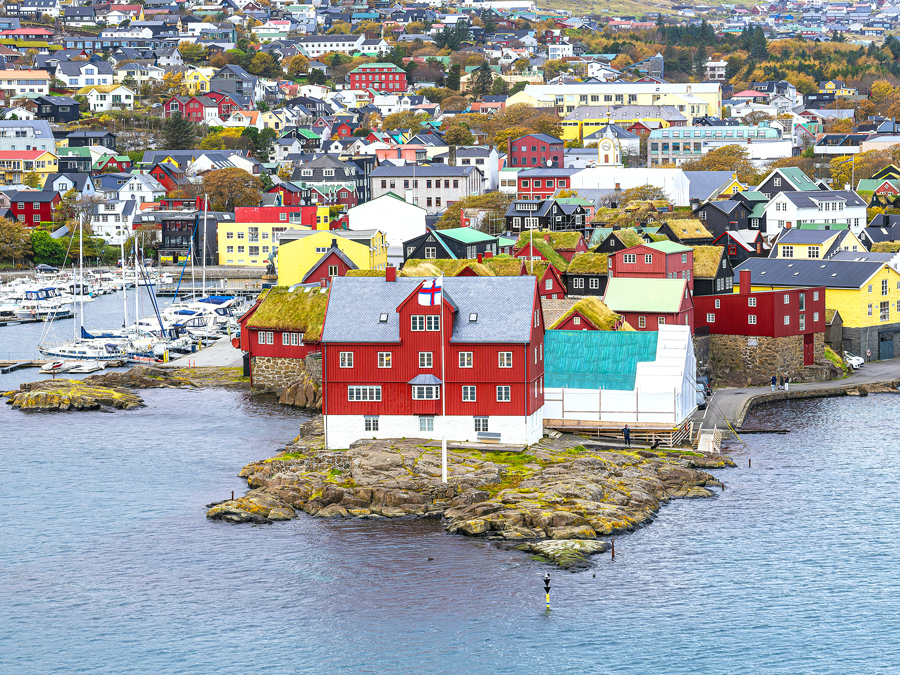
[542,418,695,448]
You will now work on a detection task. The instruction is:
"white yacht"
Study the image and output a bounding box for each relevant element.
[15,288,75,320]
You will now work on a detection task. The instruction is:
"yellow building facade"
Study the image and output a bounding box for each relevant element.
[771,231,866,260]
[277,229,388,286]
[184,68,215,95]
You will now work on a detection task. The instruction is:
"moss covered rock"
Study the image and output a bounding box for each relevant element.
[4,379,144,412]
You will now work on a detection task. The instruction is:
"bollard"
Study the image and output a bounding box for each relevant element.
[543,573,551,610]
[749,458,752,468]
[231,491,234,500]
[722,482,725,491]
[611,540,615,559]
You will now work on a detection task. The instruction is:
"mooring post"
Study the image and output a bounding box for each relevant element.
[231,490,234,500]
[611,540,615,559]
[543,573,551,611]
[749,458,752,468]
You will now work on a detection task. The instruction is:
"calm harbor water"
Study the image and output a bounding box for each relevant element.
[2,337,900,672]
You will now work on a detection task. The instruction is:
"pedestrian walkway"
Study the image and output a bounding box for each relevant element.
[694,359,900,431]
[164,337,244,368]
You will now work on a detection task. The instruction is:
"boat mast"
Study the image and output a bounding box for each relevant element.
[79,213,84,334]
[202,193,208,296]
[190,210,195,300]
[120,238,128,329]
[134,234,139,330]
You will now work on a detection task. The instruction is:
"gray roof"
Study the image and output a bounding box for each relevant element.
[57,61,114,76]
[321,276,537,344]
[829,251,896,263]
[776,229,845,244]
[780,190,866,208]
[684,171,735,202]
[370,165,478,178]
[563,105,686,122]
[733,258,886,289]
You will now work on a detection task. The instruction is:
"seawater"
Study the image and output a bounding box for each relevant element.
[2,345,900,673]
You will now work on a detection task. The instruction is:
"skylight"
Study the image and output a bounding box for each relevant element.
[379,313,388,322]
[469,313,478,322]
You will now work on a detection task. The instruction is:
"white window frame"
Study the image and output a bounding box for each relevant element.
[496,385,511,402]
[378,352,392,368]
[340,351,353,368]
[498,352,512,368]
[459,351,473,368]
[419,352,433,368]
[462,385,476,402]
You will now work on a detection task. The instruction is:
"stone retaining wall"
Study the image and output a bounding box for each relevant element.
[304,353,322,383]
[709,333,825,387]
[842,324,900,362]
[251,356,307,390]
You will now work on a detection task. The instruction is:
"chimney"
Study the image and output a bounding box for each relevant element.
[332,238,338,249]
[543,232,551,242]
[477,252,483,263]
[740,269,751,295]
[449,145,457,167]
[319,277,328,288]
[507,136,512,162]
[385,265,396,282]
[485,250,494,259]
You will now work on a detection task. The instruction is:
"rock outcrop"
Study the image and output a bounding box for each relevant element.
[207,417,734,567]
[86,365,196,389]
[3,378,144,411]
[277,370,322,409]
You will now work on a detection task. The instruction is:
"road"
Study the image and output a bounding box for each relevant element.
[694,359,900,430]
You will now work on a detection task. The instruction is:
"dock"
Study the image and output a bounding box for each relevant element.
[542,418,696,448]
[0,360,50,374]
[153,282,265,299]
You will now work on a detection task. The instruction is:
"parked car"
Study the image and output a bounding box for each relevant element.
[844,351,864,368]
[34,264,58,273]
[695,388,708,410]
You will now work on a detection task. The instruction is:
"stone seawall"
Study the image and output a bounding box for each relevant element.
[251,356,307,391]
[709,333,826,387]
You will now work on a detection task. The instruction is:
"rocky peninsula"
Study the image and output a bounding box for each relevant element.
[207,417,734,568]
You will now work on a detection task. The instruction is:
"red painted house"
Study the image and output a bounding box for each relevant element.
[608,241,695,292]
[319,272,545,448]
[516,169,577,199]
[332,121,357,139]
[237,286,330,388]
[150,162,188,193]
[603,277,694,332]
[349,63,407,93]
[307,183,358,210]
[695,271,825,366]
[10,189,61,226]
[301,243,358,284]
[234,205,318,228]
[529,263,567,300]
[268,182,305,206]
[203,91,244,119]
[506,133,564,168]
[162,95,217,120]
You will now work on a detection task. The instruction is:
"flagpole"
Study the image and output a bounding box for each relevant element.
[440,273,447,484]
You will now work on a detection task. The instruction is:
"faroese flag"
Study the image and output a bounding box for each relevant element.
[418,278,442,306]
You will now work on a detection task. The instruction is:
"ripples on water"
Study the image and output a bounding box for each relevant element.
[1,380,900,674]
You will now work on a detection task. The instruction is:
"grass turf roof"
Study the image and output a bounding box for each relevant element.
[549,296,621,331]
[613,228,644,248]
[515,237,569,271]
[400,259,493,277]
[514,230,583,251]
[566,252,608,274]
[482,255,524,276]
[691,246,724,279]
[871,241,900,253]
[246,285,329,341]
[665,219,713,240]
[646,232,671,242]
[346,269,386,277]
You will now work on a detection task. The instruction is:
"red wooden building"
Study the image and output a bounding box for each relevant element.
[234,205,318,228]
[150,162,188,193]
[506,134,564,169]
[348,63,408,93]
[10,190,61,226]
[694,270,825,365]
[608,241,695,292]
[516,169,577,199]
[530,263,567,300]
[319,272,546,448]
[268,182,305,206]
[203,91,244,119]
[603,277,695,332]
[301,243,357,284]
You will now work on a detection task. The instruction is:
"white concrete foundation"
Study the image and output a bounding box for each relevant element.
[325,409,544,449]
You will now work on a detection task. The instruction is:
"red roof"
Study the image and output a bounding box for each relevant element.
[733,90,764,97]
[0,28,53,36]
[109,4,141,10]
[0,151,52,159]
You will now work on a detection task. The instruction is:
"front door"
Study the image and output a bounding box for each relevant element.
[803,333,815,365]
[879,332,894,361]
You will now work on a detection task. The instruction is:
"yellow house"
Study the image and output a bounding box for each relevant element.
[184,67,216,95]
[276,229,388,286]
[818,80,858,97]
[771,229,866,260]
[0,149,57,185]
[737,258,900,359]
[714,174,748,198]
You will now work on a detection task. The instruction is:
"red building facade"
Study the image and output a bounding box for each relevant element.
[11,191,61,226]
[516,170,576,199]
[608,241,695,292]
[348,63,408,93]
[320,273,545,448]
[506,134,564,168]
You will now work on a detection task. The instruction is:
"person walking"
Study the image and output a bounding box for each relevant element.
[771,374,777,391]
[779,374,784,390]
[622,424,631,447]
[784,374,790,392]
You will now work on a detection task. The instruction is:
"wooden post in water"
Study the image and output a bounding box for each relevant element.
[611,540,615,559]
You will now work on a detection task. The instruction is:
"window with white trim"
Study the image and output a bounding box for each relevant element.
[348,385,381,401]
[412,385,440,400]
[462,386,476,401]
[748,315,757,324]
[378,352,391,368]
[498,352,512,368]
[496,386,511,402]
[748,297,757,307]
[638,316,646,328]
[623,253,636,264]
[364,416,379,431]
[644,254,652,264]
[340,351,353,368]
[419,352,433,368]
[707,313,715,322]
[459,352,473,368]
[474,417,488,432]
[419,416,434,432]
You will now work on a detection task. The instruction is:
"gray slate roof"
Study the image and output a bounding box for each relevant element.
[684,171,735,202]
[733,258,886,289]
[321,276,536,344]
[781,190,866,208]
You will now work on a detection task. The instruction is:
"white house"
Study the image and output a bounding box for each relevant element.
[76,84,135,112]
[92,172,165,203]
[90,198,138,245]
[762,190,868,236]
[347,192,427,266]
[543,324,696,426]
[296,34,363,58]
[547,41,574,60]
[570,167,692,206]
[57,61,114,89]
